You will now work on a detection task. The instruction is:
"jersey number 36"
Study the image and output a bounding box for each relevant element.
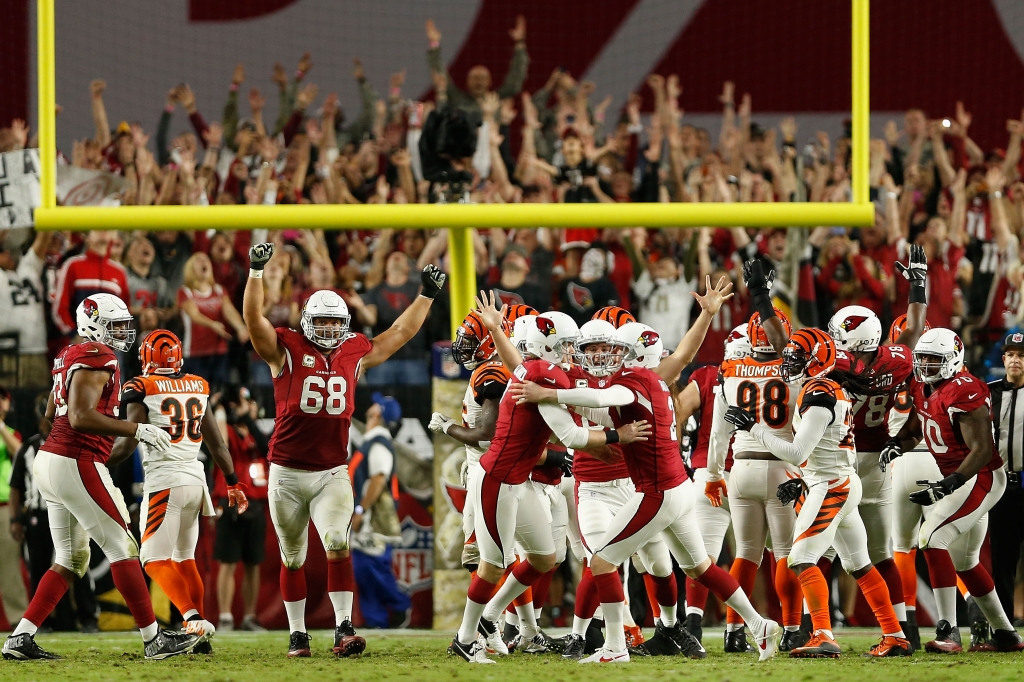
[300,376,347,415]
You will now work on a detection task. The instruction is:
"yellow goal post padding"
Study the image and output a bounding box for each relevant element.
[34,0,870,338]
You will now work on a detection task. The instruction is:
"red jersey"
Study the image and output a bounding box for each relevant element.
[909,370,1001,477]
[564,365,629,483]
[610,366,687,494]
[688,365,733,471]
[46,341,121,462]
[695,294,749,366]
[480,359,571,485]
[532,444,565,486]
[834,344,913,453]
[178,284,229,358]
[51,251,130,336]
[268,328,372,472]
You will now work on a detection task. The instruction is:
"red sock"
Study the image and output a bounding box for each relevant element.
[797,567,832,632]
[923,548,957,589]
[856,567,901,635]
[874,558,905,609]
[592,571,625,604]
[697,563,743,602]
[774,559,803,628]
[280,566,307,602]
[650,574,677,610]
[327,556,354,593]
[467,574,498,605]
[575,567,599,619]
[111,560,156,630]
[685,577,709,613]
[511,560,543,587]
[532,569,554,611]
[894,550,918,607]
[726,558,758,625]
[22,569,70,627]
[175,559,205,619]
[642,573,662,618]
[958,564,995,597]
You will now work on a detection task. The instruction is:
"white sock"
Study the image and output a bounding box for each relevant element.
[505,610,519,628]
[933,586,957,625]
[571,616,592,637]
[141,621,159,642]
[973,589,1013,631]
[12,619,38,636]
[482,575,531,623]
[515,603,538,638]
[622,604,636,627]
[726,622,745,632]
[660,603,677,627]
[219,612,233,623]
[601,601,626,651]
[182,609,199,621]
[785,625,800,632]
[593,604,604,620]
[723,588,764,635]
[820,629,835,639]
[457,597,488,645]
[284,599,307,634]
[329,591,353,626]
[893,602,907,622]
[685,606,704,617]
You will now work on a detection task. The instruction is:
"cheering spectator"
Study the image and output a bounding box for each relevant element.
[178,252,249,388]
[489,244,547,310]
[557,247,620,326]
[362,251,430,385]
[51,230,130,338]
[122,235,174,325]
[0,231,50,386]
[149,231,194,293]
[208,232,247,309]
[625,240,695,351]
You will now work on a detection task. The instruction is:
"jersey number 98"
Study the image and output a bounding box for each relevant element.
[300,376,347,415]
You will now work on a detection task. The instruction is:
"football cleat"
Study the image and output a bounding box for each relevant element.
[192,640,213,655]
[905,611,921,652]
[561,634,586,661]
[144,629,201,660]
[724,628,755,653]
[779,629,810,652]
[683,613,703,644]
[753,620,782,661]
[2,633,61,661]
[639,622,681,656]
[501,621,518,650]
[971,629,1024,652]
[184,618,216,642]
[624,624,645,647]
[287,631,312,658]
[924,620,963,654]
[537,630,564,653]
[584,619,605,655]
[667,621,707,659]
[863,636,912,658]
[968,599,992,651]
[579,646,630,664]
[478,618,508,655]
[512,633,549,654]
[790,630,842,658]
[449,637,494,664]
[333,619,366,657]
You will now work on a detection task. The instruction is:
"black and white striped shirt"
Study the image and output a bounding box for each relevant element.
[989,379,1024,473]
[9,435,46,511]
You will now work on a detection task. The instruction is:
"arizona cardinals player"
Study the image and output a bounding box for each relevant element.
[108,330,248,654]
[449,308,651,664]
[726,328,911,659]
[3,295,198,662]
[512,319,782,664]
[888,328,1023,653]
[243,242,445,658]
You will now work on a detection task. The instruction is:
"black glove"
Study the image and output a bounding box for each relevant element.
[895,244,927,303]
[420,264,447,299]
[777,478,808,506]
[878,438,903,472]
[544,448,574,478]
[249,242,274,271]
[725,406,756,432]
[909,472,967,506]
[742,259,776,318]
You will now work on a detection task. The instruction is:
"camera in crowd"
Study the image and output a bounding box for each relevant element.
[418,104,479,203]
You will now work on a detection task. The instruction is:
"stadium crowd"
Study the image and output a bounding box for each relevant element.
[1,14,1024,646]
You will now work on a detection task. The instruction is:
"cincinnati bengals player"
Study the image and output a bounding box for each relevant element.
[725,328,911,659]
[887,328,1023,653]
[512,320,782,664]
[3,295,197,662]
[109,330,248,654]
[243,242,445,658]
[449,307,651,664]
[706,309,805,652]
[674,325,747,645]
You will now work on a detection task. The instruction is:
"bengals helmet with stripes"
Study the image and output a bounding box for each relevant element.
[887,314,931,344]
[782,328,837,382]
[592,306,636,328]
[139,329,184,376]
[504,303,538,323]
[452,310,511,369]
[747,308,792,354]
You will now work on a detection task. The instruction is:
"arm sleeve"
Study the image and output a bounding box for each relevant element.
[555,385,634,408]
[706,392,729,481]
[222,89,239,153]
[189,112,210,148]
[748,406,832,466]
[575,406,613,428]
[156,109,172,167]
[539,403,597,449]
[497,45,529,99]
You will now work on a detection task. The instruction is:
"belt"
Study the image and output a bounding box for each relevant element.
[578,478,631,488]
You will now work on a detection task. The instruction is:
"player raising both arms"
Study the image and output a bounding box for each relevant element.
[243,242,446,659]
[3,295,198,662]
[109,330,248,654]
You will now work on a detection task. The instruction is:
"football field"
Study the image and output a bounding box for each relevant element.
[2,628,1023,682]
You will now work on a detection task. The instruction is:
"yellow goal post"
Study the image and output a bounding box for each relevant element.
[32,0,871,337]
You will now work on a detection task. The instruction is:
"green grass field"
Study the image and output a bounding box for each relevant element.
[1,628,1023,682]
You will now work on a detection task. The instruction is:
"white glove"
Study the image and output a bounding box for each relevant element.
[429,412,455,435]
[135,423,172,452]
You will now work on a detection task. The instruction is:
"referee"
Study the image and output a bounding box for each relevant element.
[988,331,1024,624]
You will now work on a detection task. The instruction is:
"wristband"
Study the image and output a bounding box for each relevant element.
[249,268,264,279]
[390,87,401,98]
[945,471,967,492]
[225,472,239,486]
[605,429,620,445]
[752,290,775,322]
[354,505,365,515]
[428,40,440,49]
[229,83,239,92]
[295,70,305,80]
[908,283,926,305]
[992,191,1003,199]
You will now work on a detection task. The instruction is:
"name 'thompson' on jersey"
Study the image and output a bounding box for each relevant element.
[47,341,121,462]
[269,328,371,472]
[121,373,210,492]
[719,356,797,454]
[462,360,511,467]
